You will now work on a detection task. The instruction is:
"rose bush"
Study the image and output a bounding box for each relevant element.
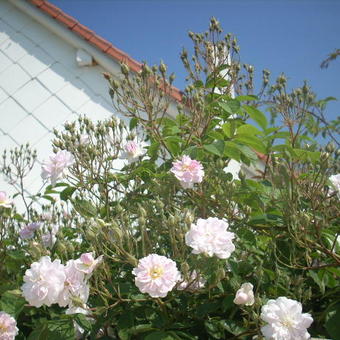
[0,19,339,339]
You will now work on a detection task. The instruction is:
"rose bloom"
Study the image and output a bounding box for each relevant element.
[75,253,103,276]
[185,217,235,259]
[0,311,18,340]
[329,174,340,197]
[22,256,66,307]
[233,282,255,306]
[177,270,206,292]
[0,191,12,208]
[57,260,89,308]
[261,296,313,340]
[19,222,40,240]
[170,155,204,189]
[132,254,181,298]
[121,139,146,163]
[41,150,74,185]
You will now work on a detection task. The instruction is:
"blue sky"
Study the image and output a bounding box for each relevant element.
[50,0,340,126]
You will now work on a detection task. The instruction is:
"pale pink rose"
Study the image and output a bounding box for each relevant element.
[170,155,204,189]
[121,139,146,163]
[19,222,40,240]
[21,256,66,307]
[0,191,12,208]
[261,297,313,340]
[132,254,181,298]
[41,150,74,185]
[74,253,103,276]
[177,270,206,291]
[0,311,18,340]
[233,282,255,306]
[57,260,89,307]
[185,217,235,259]
[329,174,340,198]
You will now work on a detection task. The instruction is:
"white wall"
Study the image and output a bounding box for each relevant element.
[0,0,118,202]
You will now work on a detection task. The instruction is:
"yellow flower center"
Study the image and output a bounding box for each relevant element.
[0,322,8,332]
[281,317,293,328]
[149,266,164,279]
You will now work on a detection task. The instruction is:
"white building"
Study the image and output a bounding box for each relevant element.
[0,0,182,201]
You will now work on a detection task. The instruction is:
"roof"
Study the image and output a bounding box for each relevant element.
[27,0,183,101]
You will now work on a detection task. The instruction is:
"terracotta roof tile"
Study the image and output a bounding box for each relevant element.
[27,0,183,101]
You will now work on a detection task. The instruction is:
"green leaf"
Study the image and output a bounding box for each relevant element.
[73,313,92,333]
[243,105,268,129]
[203,140,225,156]
[234,143,258,161]
[237,124,262,136]
[218,102,233,116]
[72,198,97,217]
[222,122,234,138]
[46,318,75,340]
[197,302,220,318]
[147,142,160,159]
[224,142,241,161]
[193,80,204,88]
[222,320,246,336]
[0,290,26,318]
[325,305,340,340]
[235,135,266,153]
[28,325,49,340]
[145,331,176,340]
[222,295,235,312]
[164,136,181,156]
[206,76,230,88]
[60,186,76,201]
[129,117,138,130]
[227,99,241,112]
[236,95,258,101]
[308,270,325,294]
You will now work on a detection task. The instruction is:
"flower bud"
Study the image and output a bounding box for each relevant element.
[120,63,129,76]
[233,282,255,306]
[159,61,167,74]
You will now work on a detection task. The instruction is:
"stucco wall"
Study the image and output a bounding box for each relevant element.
[0,0,118,200]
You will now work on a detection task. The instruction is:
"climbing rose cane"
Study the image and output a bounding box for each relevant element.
[170,155,204,189]
[260,296,313,340]
[132,254,181,298]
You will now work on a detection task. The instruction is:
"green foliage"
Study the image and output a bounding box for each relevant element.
[0,18,339,340]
